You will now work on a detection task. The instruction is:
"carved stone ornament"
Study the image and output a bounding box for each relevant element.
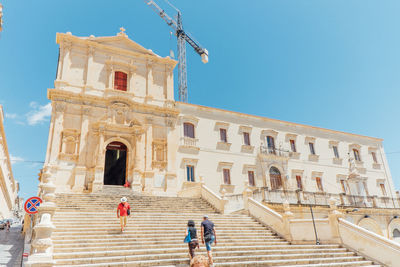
[54,102,66,113]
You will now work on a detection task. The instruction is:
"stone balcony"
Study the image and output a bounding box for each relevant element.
[178,137,199,153]
[259,146,290,161]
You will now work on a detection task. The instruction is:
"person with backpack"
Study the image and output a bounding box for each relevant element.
[117,197,130,232]
[184,220,199,260]
[201,215,217,266]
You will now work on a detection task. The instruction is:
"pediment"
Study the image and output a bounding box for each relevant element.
[89,35,157,57]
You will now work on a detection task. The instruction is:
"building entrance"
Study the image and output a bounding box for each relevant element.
[104,142,127,186]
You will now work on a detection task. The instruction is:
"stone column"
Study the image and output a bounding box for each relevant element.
[243,181,253,211]
[26,170,56,267]
[72,107,90,192]
[282,200,294,242]
[92,130,105,192]
[328,197,344,244]
[49,102,66,164]
[85,46,94,89]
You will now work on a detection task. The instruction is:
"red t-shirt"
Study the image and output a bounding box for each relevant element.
[117,202,130,216]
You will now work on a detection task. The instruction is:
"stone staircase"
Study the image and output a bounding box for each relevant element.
[51,187,381,266]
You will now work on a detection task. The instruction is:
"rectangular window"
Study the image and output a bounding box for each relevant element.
[243,132,251,146]
[353,149,361,161]
[156,147,164,161]
[380,183,387,196]
[290,140,296,152]
[296,175,302,190]
[248,171,255,186]
[316,177,323,191]
[333,146,339,158]
[183,123,195,138]
[220,128,227,143]
[371,152,378,163]
[223,168,231,185]
[267,136,276,153]
[114,71,128,91]
[186,165,195,182]
[309,142,315,155]
[340,180,347,193]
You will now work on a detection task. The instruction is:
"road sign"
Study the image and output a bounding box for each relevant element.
[24,197,42,214]
[22,253,29,257]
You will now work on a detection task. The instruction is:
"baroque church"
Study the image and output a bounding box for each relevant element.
[41,29,400,241]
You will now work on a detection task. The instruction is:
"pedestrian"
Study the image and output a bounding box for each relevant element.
[117,197,130,232]
[190,255,209,267]
[6,220,10,232]
[201,215,217,266]
[185,220,199,260]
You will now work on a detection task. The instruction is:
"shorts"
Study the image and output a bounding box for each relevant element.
[205,235,215,251]
[188,239,199,257]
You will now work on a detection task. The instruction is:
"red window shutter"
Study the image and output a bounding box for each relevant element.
[114,71,127,91]
[296,175,302,190]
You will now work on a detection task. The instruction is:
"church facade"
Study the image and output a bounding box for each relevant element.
[42,30,400,240]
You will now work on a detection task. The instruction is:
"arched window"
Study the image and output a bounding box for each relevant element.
[353,149,361,161]
[183,122,195,138]
[114,71,127,91]
[269,167,282,190]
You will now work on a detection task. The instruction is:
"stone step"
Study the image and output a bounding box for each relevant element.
[54,245,348,255]
[54,254,369,266]
[53,249,356,260]
[52,238,289,246]
[216,261,378,267]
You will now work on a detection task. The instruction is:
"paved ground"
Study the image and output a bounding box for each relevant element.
[0,224,24,267]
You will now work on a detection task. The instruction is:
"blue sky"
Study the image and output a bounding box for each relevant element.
[0,0,399,200]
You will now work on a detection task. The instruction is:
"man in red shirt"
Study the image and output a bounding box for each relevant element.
[117,197,130,232]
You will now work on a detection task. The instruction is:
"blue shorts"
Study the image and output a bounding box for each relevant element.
[205,235,215,251]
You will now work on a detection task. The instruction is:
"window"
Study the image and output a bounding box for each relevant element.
[269,167,282,190]
[183,123,195,138]
[296,175,302,190]
[114,71,127,91]
[186,165,195,182]
[316,177,323,191]
[380,183,387,196]
[340,180,347,193]
[290,140,296,152]
[309,142,315,155]
[353,149,361,161]
[248,171,255,187]
[333,146,339,158]
[220,128,227,143]
[243,132,251,146]
[155,147,164,161]
[371,152,378,163]
[223,169,231,185]
[267,136,276,153]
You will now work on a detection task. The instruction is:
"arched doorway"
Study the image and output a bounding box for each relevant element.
[104,141,127,186]
[269,167,282,190]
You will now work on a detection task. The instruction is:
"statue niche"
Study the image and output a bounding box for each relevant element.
[59,129,80,161]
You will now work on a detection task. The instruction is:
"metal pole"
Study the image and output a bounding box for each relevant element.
[309,205,320,245]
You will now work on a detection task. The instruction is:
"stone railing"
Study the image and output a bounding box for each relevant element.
[259,146,290,158]
[201,185,227,214]
[338,218,400,266]
[242,190,400,266]
[180,137,198,148]
[257,187,400,209]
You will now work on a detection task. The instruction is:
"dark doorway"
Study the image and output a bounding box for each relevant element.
[104,142,127,186]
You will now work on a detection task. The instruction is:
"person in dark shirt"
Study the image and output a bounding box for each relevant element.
[201,215,216,265]
[186,220,199,259]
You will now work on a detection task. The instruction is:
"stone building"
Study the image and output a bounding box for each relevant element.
[0,105,19,219]
[42,30,400,241]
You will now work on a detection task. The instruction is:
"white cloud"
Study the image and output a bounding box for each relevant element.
[5,113,17,119]
[26,102,52,125]
[10,154,24,164]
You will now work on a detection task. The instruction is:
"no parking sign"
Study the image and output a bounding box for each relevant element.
[24,197,42,214]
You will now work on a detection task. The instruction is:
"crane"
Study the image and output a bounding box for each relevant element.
[144,0,208,103]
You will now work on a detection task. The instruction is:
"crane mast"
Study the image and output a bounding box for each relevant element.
[144,0,208,102]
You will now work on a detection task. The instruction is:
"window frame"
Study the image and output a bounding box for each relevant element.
[295,175,303,190]
[186,165,195,182]
[223,168,231,185]
[371,151,378,163]
[353,149,361,161]
[220,128,228,143]
[309,142,316,155]
[248,170,255,187]
[243,132,251,146]
[114,71,128,91]
[333,145,340,159]
[316,177,323,191]
[290,139,296,152]
[183,122,195,139]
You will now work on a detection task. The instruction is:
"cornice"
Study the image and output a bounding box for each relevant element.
[57,33,177,68]
[48,89,180,118]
